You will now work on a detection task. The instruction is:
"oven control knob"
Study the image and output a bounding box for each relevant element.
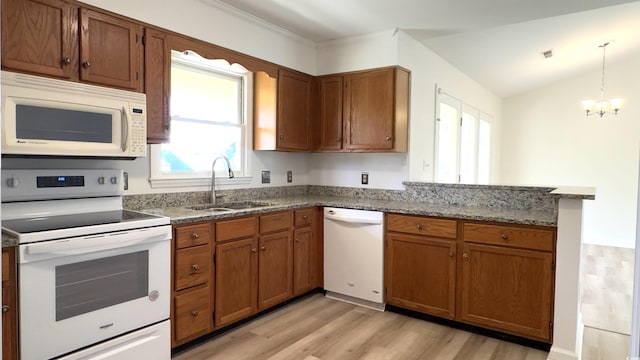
[97,176,105,185]
[149,290,159,301]
[110,176,118,184]
[6,178,19,188]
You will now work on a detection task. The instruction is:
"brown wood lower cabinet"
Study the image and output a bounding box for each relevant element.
[2,247,17,360]
[258,231,292,310]
[385,214,556,343]
[385,233,456,319]
[460,243,554,342]
[171,222,214,347]
[293,226,313,295]
[215,237,258,328]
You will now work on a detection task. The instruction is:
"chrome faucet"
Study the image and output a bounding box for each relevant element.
[211,156,235,205]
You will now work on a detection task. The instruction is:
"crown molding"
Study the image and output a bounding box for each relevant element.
[201,0,316,49]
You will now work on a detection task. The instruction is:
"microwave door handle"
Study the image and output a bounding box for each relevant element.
[121,106,129,152]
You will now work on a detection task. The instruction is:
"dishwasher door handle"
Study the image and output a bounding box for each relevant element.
[325,213,382,225]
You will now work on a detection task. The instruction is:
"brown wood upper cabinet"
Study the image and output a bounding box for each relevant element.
[318,66,410,152]
[1,0,143,92]
[254,69,314,151]
[144,28,171,143]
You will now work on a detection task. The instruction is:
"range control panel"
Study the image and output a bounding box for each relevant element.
[1,169,123,203]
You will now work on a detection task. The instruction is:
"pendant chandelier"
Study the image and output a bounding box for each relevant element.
[581,42,622,117]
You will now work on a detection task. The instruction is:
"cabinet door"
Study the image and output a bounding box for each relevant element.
[2,0,79,80]
[318,75,344,151]
[144,27,171,143]
[79,8,143,91]
[215,238,258,328]
[344,68,394,150]
[2,248,17,360]
[293,227,313,296]
[385,233,456,319]
[460,243,553,342]
[258,231,292,310]
[277,69,312,151]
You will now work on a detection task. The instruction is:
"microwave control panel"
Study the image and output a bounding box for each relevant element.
[128,105,146,157]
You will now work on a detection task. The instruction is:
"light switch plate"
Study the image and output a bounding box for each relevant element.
[262,170,271,184]
[361,172,369,185]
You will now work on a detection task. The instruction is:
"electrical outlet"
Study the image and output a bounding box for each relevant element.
[261,170,271,184]
[361,172,369,185]
[123,172,129,191]
[287,170,293,183]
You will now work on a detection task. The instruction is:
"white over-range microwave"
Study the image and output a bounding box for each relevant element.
[1,71,147,158]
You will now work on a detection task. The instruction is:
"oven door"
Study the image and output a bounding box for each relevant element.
[18,225,171,360]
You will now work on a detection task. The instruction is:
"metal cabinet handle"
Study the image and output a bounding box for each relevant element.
[303,215,308,220]
[416,224,423,230]
[295,238,301,243]
[279,134,285,140]
[448,252,454,257]
[82,61,91,68]
[260,246,266,251]
[463,253,469,259]
[385,136,392,141]
[335,137,342,143]
[191,310,198,317]
[192,232,199,239]
[501,233,509,241]
[251,248,257,253]
[2,305,9,313]
[191,264,200,271]
[62,57,72,65]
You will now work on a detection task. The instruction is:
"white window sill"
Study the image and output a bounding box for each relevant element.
[149,176,253,189]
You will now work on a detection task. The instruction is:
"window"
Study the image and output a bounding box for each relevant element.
[150,51,251,187]
[435,88,492,184]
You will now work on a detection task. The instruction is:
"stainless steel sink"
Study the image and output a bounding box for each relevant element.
[187,201,274,211]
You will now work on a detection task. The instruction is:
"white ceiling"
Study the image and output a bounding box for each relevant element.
[215,0,640,97]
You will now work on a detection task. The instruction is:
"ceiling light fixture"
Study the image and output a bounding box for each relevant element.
[581,42,622,117]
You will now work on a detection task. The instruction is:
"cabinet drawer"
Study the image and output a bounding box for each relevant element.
[386,214,457,239]
[260,211,293,234]
[174,286,211,343]
[216,217,257,242]
[294,208,314,227]
[463,223,555,252]
[175,223,211,249]
[175,245,210,291]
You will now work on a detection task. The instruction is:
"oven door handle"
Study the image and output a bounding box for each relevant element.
[23,226,170,258]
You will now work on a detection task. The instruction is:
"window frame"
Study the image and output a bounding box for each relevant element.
[149,51,253,189]
[434,87,492,184]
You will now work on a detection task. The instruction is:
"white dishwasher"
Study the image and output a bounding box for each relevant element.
[324,207,385,310]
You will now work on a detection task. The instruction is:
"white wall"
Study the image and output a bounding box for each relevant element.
[501,54,640,248]
[397,32,503,183]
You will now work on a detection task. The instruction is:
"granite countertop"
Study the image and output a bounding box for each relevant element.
[140,194,557,227]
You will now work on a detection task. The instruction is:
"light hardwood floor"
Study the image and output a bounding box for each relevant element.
[173,244,635,360]
[173,294,548,360]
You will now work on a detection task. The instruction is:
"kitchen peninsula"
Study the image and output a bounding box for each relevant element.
[124,182,594,360]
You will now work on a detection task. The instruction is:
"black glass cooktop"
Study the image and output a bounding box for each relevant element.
[2,210,161,234]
